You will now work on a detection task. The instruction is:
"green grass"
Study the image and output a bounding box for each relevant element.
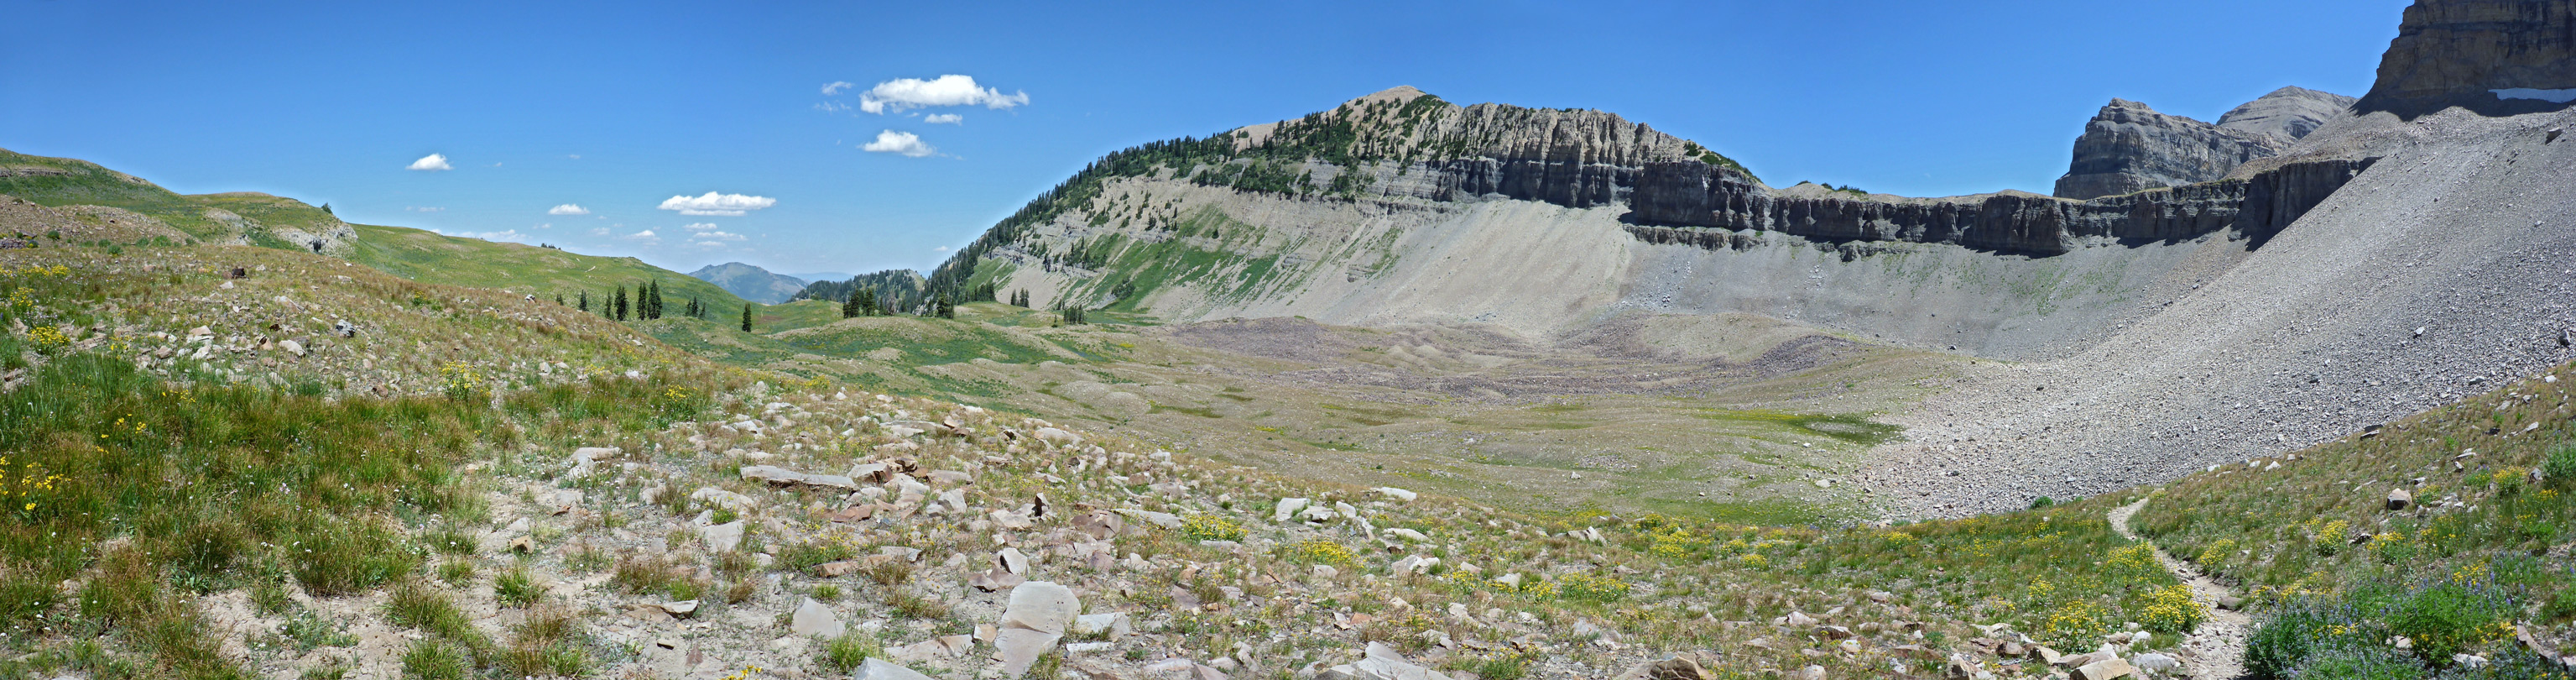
[2136,359,2576,677]
[346,223,747,312]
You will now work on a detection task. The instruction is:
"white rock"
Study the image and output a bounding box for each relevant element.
[1001,581,1079,635]
[997,547,1030,575]
[280,339,305,357]
[1374,487,1418,501]
[1071,612,1129,637]
[855,658,937,680]
[790,597,844,638]
[1274,498,1311,523]
[701,521,744,552]
[1384,528,1429,542]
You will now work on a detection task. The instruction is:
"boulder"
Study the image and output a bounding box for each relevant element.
[2072,657,2135,680]
[701,521,743,552]
[1317,642,1453,680]
[1374,487,1418,501]
[790,597,844,638]
[1071,612,1129,637]
[1001,581,1079,635]
[855,658,937,680]
[2130,653,2179,672]
[2389,489,2413,510]
[1274,498,1311,523]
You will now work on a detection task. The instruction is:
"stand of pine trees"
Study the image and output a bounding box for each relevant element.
[842,288,882,318]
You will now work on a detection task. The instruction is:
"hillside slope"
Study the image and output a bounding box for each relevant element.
[349,223,748,313]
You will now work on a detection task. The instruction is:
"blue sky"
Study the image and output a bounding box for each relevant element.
[2,0,2408,278]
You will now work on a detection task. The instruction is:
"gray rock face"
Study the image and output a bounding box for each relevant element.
[2054,99,2287,201]
[2360,0,2576,117]
[1624,156,2376,257]
[2217,86,2359,141]
[2052,88,2354,201]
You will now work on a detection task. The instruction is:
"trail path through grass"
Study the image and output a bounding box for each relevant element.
[2110,495,2253,679]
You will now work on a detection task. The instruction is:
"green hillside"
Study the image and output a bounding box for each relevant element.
[347,223,748,312]
[0,148,336,240]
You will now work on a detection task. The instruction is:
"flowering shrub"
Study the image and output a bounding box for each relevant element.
[2131,583,2206,634]
[1553,572,1630,602]
[1281,539,1355,566]
[1180,514,1244,541]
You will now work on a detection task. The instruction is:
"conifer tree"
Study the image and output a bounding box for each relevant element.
[935,293,955,319]
[842,287,863,318]
[577,290,590,312]
[859,290,878,316]
[613,285,629,322]
[740,303,754,332]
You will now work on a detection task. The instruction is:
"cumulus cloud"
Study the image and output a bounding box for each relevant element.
[656,192,777,216]
[934,245,952,252]
[589,228,611,236]
[681,222,721,232]
[407,154,453,171]
[815,102,851,112]
[620,229,660,244]
[862,130,936,158]
[547,204,590,215]
[694,230,748,242]
[821,81,854,96]
[856,75,1027,114]
[923,113,962,124]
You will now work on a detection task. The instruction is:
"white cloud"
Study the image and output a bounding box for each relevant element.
[547,203,590,215]
[589,228,611,236]
[923,113,962,124]
[404,207,444,212]
[815,102,851,112]
[620,229,660,243]
[656,191,777,217]
[862,130,936,158]
[441,228,530,243]
[407,154,452,171]
[691,240,728,248]
[856,75,1027,114]
[934,245,952,252]
[681,222,721,232]
[695,230,748,242]
[821,81,854,96]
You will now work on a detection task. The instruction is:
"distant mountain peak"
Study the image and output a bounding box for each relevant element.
[686,262,807,304]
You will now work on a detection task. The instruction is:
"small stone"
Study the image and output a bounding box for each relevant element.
[657,600,699,617]
[2388,489,2413,511]
[1374,487,1418,501]
[2130,653,2179,672]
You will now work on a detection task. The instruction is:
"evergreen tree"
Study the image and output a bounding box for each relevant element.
[554,293,565,306]
[613,285,629,322]
[644,280,664,320]
[739,303,754,332]
[859,290,879,316]
[842,287,863,318]
[935,293,955,319]
[577,290,590,312]
[650,281,666,318]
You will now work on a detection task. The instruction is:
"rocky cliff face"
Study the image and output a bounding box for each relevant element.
[1625,157,2375,257]
[2048,86,2354,201]
[2360,0,2576,117]
[2052,99,2287,201]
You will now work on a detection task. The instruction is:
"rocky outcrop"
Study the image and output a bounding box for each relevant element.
[2359,0,2576,117]
[1627,157,2376,257]
[2053,99,2287,200]
[2216,86,2357,140]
